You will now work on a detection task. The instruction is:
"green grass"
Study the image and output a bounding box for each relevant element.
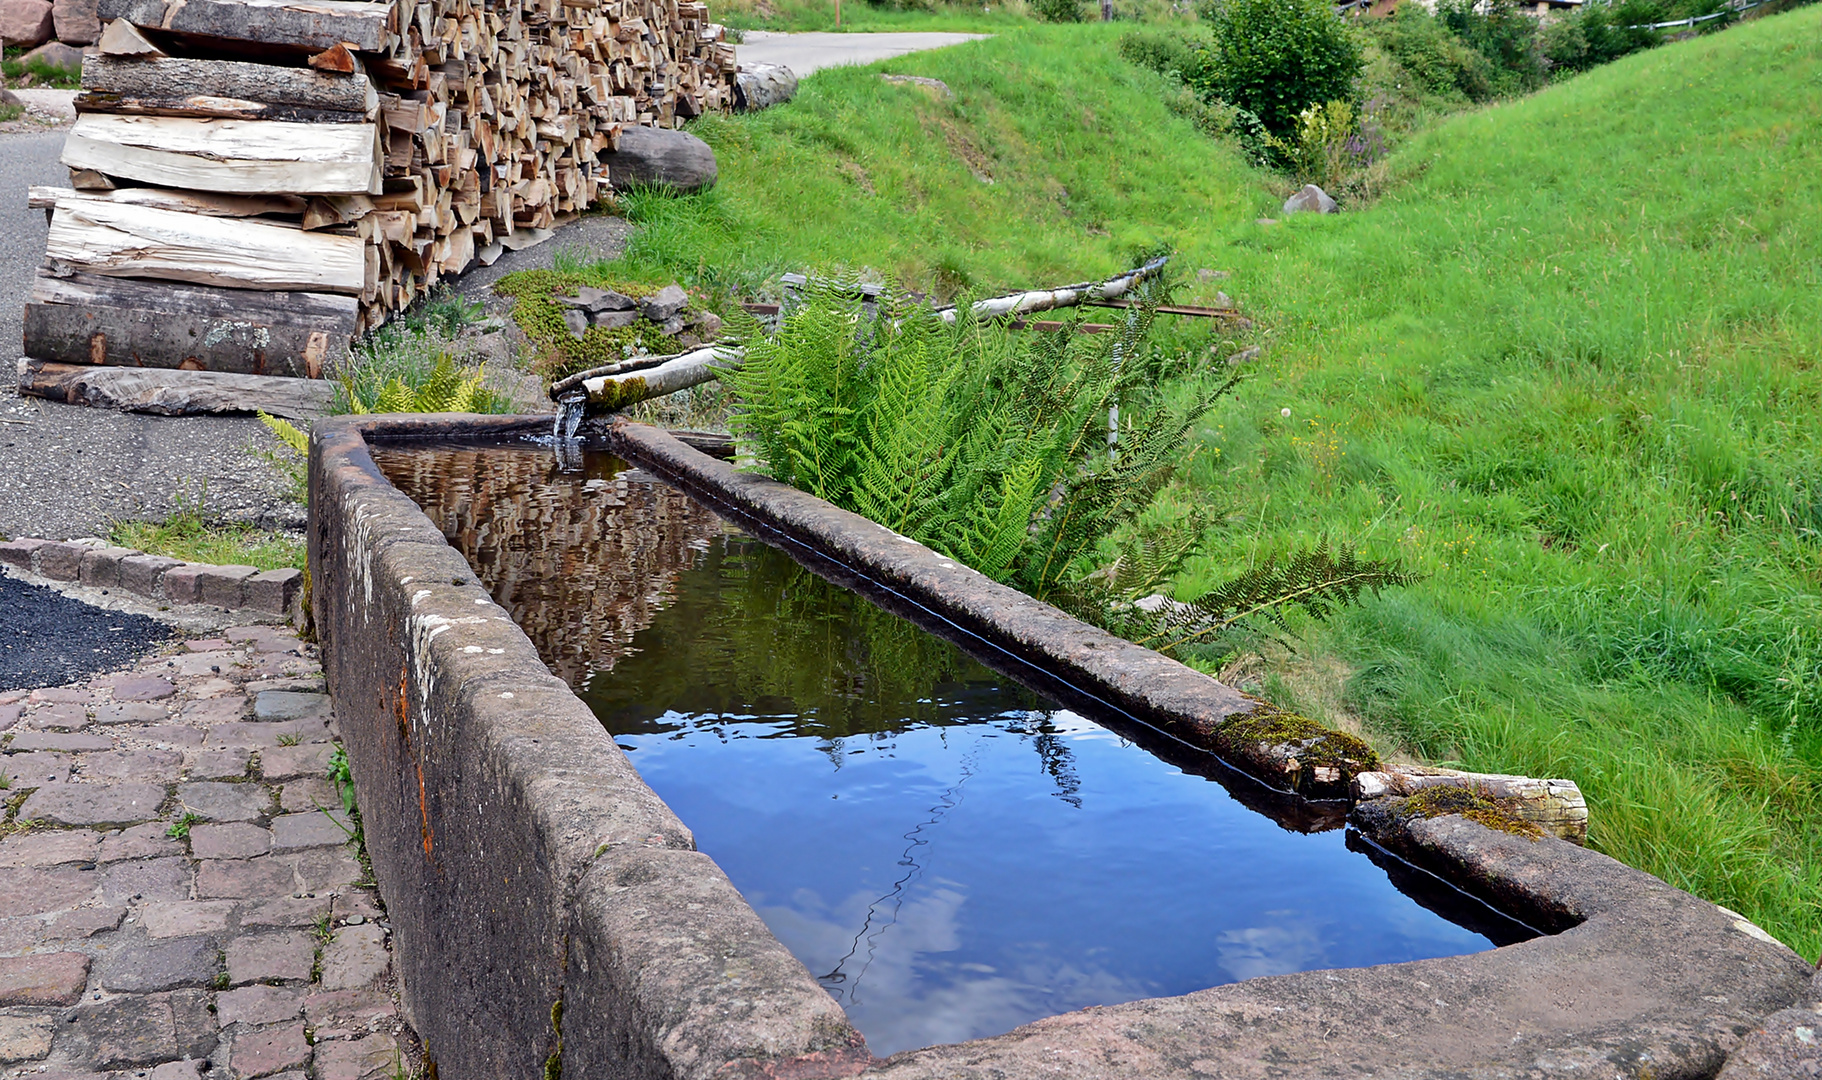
[2,46,80,89]
[111,513,306,572]
[601,12,1822,956]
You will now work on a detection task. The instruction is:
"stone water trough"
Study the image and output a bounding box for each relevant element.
[308,412,1815,1080]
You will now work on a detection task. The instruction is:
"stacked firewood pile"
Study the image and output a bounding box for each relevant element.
[23,0,735,378]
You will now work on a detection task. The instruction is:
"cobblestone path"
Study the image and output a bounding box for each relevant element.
[0,624,422,1079]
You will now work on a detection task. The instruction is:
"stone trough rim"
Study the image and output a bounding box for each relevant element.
[312,411,1814,1080]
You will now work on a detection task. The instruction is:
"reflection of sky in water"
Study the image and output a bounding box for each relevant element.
[616,708,1495,1055]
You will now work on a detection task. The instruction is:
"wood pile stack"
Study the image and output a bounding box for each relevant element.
[23,0,736,378]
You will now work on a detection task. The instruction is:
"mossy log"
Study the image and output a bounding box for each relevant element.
[1353,766,1589,844]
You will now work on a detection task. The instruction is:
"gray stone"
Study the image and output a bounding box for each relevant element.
[178,781,271,822]
[734,62,797,111]
[8,731,113,752]
[143,724,206,748]
[303,988,396,1039]
[119,553,184,597]
[1283,183,1339,214]
[262,743,335,782]
[19,781,165,825]
[189,821,273,860]
[98,854,192,904]
[48,905,125,938]
[239,893,331,927]
[600,125,718,194]
[77,545,138,587]
[0,952,89,1005]
[0,1012,54,1064]
[0,537,51,569]
[197,564,260,609]
[253,691,331,722]
[94,701,169,724]
[278,778,339,813]
[180,694,248,726]
[171,986,219,1059]
[590,308,641,330]
[561,307,590,339]
[318,924,388,990]
[96,935,220,992]
[272,809,352,849]
[21,35,80,64]
[111,675,177,701]
[0,701,18,731]
[192,747,255,780]
[640,283,690,322]
[60,994,177,1068]
[219,983,306,1027]
[141,899,237,938]
[197,857,295,899]
[1716,1003,1822,1079]
[0,828,100,868]
[27,703,88,730]
[98,821,183,861]
[81,748,184,782]
[245,568,303,615]
[207,719,331,749]
[229,1020,310,1077]
[0,751,70,787]
[226,930,315,984]
[161,564,206,604]
[28,687,88,704]
[148,1061,205,1080]
[579,286,637,312]
[314,1032,400,1080]
[32,540,85,581]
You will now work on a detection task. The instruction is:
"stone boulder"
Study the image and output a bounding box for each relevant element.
[20,38,80,67]
[0,0,55,48]
[599,125,717,194]
[49,0,94,44]
[1283,184,1338,215]
[640,284,689,323]
[734,63,797,111]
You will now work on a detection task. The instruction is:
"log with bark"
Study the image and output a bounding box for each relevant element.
[17,357,337,418]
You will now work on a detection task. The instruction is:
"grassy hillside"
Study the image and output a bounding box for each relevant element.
[597,12,1822,956]
[1191,7,1822,956]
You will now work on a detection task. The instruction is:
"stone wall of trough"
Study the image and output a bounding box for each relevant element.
[311,414,1817,1080]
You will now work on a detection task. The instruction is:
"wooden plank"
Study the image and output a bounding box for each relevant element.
[97,0,395,53]
[30,185,308,220]
[80,55,378,117]
[61,114,383,195]
[44,197,368,293]
[24,271,355,378]
[18,358,337,419]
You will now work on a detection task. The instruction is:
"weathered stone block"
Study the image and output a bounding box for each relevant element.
[0,1012,54,1064]
[314,1032,399,1080]
[0,750,71,788]
[82,748,183,782]
[0,952,89,1005]
[48,905,125,938]
[78,545,139,587]
[7,731,111,752]
[227,930,315,984]
[196,564,260,609]
[318,924,388,990]
[33,540,88,580]
[50,0,96,43]
[98,854,193,905]
[26,702,87,730]
[229,1020,310,1078]
[98,821,182,862]
[61,993,179,1068]
[18,780,163,825]
[118,553,185,597]
[141,899,237,939]
[161,563,206,604]
[96,936,221,992]
[197,856,296,899]
[262,743,336,782]
[192,747,255,780]
[0,828,103,868]
[254,691,331,722]
[0,0,54,49]
[190,822,272,860]
[0,537,50,569]
[94,701,168,724]
[110,675,177,701]
[244,567,303,615]
[303,988,395,1039]
[219,983,306,1027]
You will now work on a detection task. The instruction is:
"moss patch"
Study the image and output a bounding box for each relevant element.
[1217,701,1381,771]
[493,270,676,383]
[1399,785,1544,840]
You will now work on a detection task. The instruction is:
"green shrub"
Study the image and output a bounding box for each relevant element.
[1118,27,1209,75]
[1373,5,1496,100]
[1032,0,1087,23]
[1541,0,1663,74]
[1436,0,1543,93]
[1191,0,1363,135]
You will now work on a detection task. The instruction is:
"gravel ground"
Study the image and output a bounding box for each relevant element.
[0,572,173,691]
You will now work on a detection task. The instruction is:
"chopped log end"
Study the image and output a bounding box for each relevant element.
[96,18,166,58]
[307,42,357,74]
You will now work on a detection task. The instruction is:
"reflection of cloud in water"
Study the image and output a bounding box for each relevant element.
[759,885,1156,1055]
[1216,915,1330,982]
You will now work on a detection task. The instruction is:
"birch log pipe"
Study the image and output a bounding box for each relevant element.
[936,255,1171,323]
[573,345,743,411]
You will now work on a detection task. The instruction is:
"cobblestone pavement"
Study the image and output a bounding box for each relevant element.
[0,625,423,1079]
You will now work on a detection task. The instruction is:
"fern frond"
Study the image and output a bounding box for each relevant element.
[257,412,309,455]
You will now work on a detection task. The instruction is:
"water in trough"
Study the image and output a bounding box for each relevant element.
[374,441,1531,1056]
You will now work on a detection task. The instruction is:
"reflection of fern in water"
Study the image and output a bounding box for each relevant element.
[725,276,1413,659]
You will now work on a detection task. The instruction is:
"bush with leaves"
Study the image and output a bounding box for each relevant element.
[1371,5,1497,101]
[1032,0,1088,21]
[1540,0,1663,75]
[1190,0,1363,136]
[724,279,1411,657]
[1435,0,1544,94]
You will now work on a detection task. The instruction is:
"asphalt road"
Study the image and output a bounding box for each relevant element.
[1,129,67,365]
[737,31,989,77]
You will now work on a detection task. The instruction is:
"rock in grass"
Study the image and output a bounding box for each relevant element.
[1283,184,1338,214]
[598,125,717,194]
[590,309,640,331]
[579,287,637,313]
[561,309,590,339]
[640,284,689,323]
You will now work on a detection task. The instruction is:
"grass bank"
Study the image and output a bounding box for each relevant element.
[603,12,1821,955]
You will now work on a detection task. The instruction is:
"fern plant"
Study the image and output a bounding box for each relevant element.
[336,354,507,415]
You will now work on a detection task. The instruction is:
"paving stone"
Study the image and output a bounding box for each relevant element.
[178,696,247,726]
[141,899,238,939]
[190,822,272,860]
[162,564,206,604]
[207,720,331,749]
[0,1012,54,1064]
[118,553,184,597]
[99,855,192,905]
[0,689,27,704]
[0,917,42,953]
[227,930,315,985]
[318,925,388,991]
[7,732,114,753]
[0,752,71,787]
[0,702,20,731]
[260,743,336,782]
[81,748,184,782]
[171,986,219,1058]
[0,867,95,915]
[0,952,90,1005]
[253,692,331,722]
[26,703,89,731]
[304,989,396,1039]
[32,543,86,582]
[93,701,170,725]
[244,569,303,616]
[247,678,328,695]
[147,1061,205,1080]
[292,848,365,892]
[28,687,90,705]
[230,1020,310,1078]
[271,810,352,850]
[190,678,241,700]
[278,779,337,813]
[239,894,331,928]
[186,638,232,652]
[198,857,295,899]
[173,653,239,679]
[111,676,178,701]
[190,747,255,780]
[18,782,165,826]
[332,891,384,921]
[197,564,260,609]
[143,724,206,749]
[98,822,183,862]
[96,936,220,992]
[78,545,139,588]
[48,905,125,938]
[0,536,52,569]
[218,984,306,1027]
[313,1032,400,1080]
[177,781,271,822]
[60,994,177,1069]
[0,828,102,867]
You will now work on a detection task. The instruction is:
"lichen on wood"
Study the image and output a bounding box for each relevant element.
[1396,785,1545,840]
